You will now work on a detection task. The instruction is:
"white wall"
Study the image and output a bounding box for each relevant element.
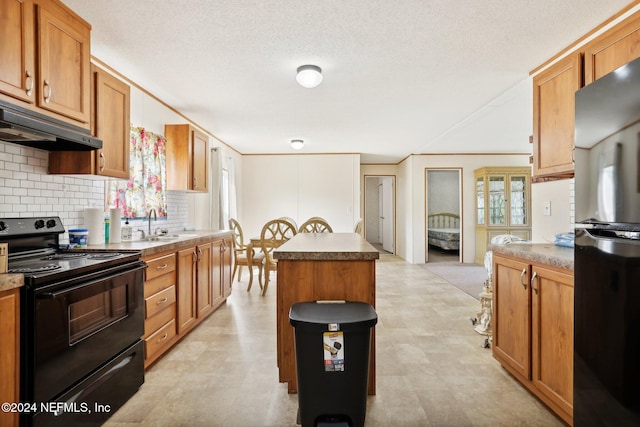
[531,179,573,242]
[239,154,360,237]
[427,170,460,215]
[408,154,531,264]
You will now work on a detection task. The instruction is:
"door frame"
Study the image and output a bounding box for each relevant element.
[364,175,396,254]
[425,167,463,263]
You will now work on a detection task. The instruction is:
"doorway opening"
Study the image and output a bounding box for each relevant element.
[364,175,395,254]
[425,168,462,263]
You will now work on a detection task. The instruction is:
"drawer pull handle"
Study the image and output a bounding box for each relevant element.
[156,297,168,305]
[531,272,538,294]
[157,333,168,343]
[520,268,527,289]
[99,152,106,171]
[156,263,169,270]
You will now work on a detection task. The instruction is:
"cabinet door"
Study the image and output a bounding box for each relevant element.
[177,247,197,334]
[94,66,130,178]
[532,53,581,177]
[192,129,208,192]
[222,238,232,298]
[0,0,35,104]
[0,288,19,427]
[196,242,214,318]
[36,3,91,123]
[211,239,224,306]
[531,265,574,418]
[493,255,531,380]
[584,13,640,85]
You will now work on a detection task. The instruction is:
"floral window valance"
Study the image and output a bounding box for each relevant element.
[108,127,167,219]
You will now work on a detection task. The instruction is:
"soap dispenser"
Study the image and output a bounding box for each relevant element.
[121,218,133,241]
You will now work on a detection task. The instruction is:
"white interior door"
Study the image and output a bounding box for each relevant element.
[381,178,394,253]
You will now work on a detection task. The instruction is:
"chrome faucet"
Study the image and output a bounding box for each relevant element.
[148,208,157,237]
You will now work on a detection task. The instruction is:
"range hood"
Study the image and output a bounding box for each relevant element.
[0,100,101,151]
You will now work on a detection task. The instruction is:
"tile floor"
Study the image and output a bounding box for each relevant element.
[104,254,564,427]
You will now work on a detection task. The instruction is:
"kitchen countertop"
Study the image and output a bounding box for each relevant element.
[273,232,380,261]
[0,274,24,292]
[488,242,574,271]
[0,230,232,291]
[89,229,233,257]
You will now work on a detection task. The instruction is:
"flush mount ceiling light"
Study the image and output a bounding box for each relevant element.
[290,139,304,150]
[296,65,323,88]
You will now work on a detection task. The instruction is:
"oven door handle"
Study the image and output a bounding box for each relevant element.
[37,264,146,299]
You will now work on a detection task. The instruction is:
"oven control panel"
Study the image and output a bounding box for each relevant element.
[0,216,65,236]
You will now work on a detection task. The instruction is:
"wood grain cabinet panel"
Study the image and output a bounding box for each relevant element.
[165,124,209,192]
[48,65,130,177]
[0,288,20,427]
[176,246,197,334]
[0,0,36,105]
[493,254,574,425]
[532,53,581,178]
[583,12,640,85]
[0,0,91,128]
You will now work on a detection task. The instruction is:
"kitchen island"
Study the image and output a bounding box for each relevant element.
[273,232,379,394]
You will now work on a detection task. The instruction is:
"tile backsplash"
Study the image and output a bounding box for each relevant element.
[0,142,189,242]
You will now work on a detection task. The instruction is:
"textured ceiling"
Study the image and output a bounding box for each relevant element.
[62,0,633,163]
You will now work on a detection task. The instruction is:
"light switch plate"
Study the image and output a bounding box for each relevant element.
[543,201,551,216]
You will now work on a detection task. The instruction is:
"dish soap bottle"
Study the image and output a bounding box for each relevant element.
[121,218,133,241]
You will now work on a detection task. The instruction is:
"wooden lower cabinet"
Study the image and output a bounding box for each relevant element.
[145,234,233,367]
[177,246,197,334]
[142,252,178,368]
[0,288,20,427]
[493,254,574,425]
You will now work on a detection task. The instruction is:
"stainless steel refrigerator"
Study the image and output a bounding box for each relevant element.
[574,56,640,426]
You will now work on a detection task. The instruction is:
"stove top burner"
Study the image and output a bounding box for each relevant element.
[9,264,63,274]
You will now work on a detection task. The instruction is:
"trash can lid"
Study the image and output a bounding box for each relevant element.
[289,301,378,331]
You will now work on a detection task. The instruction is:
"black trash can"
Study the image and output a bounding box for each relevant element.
[289,300,378,427]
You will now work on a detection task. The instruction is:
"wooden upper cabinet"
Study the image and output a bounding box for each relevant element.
[165,124,209,192]
[0,0,91,128]
[532,52,582,178]
[48,65,130,178]
[93,66,130,178]
[0,0,36,104]
[36,0,91,124]
[583,13,640,85]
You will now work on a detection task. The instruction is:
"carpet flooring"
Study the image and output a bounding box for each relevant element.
[423,248,489,300]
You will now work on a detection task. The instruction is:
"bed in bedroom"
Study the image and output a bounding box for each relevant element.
[427,212,460,251]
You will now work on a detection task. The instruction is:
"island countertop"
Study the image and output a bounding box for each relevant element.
[273,233,380,261]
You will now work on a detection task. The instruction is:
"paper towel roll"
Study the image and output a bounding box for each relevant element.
[85,208,104,245]
[109,208,122,243]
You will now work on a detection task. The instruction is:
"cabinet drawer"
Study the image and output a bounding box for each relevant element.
[144,303,176,337]
[145,319,176,360]
[145,253,176,281]
[144,271,176,298]
[145,285,176,319]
